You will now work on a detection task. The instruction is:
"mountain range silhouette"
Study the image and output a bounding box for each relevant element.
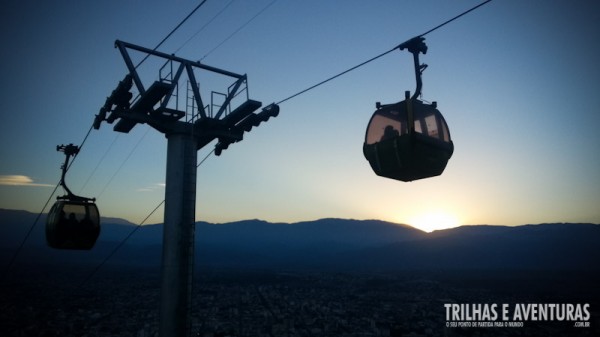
[2,208,599,272]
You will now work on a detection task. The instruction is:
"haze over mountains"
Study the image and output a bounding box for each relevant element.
[1,209,599,272]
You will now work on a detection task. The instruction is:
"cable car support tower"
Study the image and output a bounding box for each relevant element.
[94,40,279,337]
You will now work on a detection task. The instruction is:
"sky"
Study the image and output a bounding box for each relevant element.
[1,0,599,232]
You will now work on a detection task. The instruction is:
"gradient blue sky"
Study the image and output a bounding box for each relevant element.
[1,0,599,232]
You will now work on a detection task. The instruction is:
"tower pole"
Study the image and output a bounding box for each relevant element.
[160,130,198,337]
[97,40,276,337]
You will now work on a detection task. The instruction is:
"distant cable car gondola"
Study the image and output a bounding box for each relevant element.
[363,37,453,181]
[46,144,100,250]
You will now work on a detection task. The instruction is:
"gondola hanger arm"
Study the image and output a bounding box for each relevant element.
[56,144,95,202]
[397,36,428,100]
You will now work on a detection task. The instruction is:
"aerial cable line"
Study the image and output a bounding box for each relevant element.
[200,0,279,61]
[275,48,398,106]
[174,0,237,55]
[136,0,210,68]
[276,0,493,106]
[197,0,494,174]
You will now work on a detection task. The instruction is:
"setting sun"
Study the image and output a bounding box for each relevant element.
[409,211,460,233]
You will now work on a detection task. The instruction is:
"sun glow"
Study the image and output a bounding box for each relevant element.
[409,211,460,233]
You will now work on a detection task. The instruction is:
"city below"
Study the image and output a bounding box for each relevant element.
[2,267,599,337]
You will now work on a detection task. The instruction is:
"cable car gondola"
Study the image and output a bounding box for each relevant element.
[363,37,453,182]
[46,144,100,250]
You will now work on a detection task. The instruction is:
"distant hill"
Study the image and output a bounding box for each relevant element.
[346,223,600,271]
[1,209,599,272]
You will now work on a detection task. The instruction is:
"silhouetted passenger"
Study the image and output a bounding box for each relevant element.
[56,210,68,245]
[80,214,99,246]
[80,214,93,228]
[68,213,78,223]
[67,213,78,232]
[381,125,400,141]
